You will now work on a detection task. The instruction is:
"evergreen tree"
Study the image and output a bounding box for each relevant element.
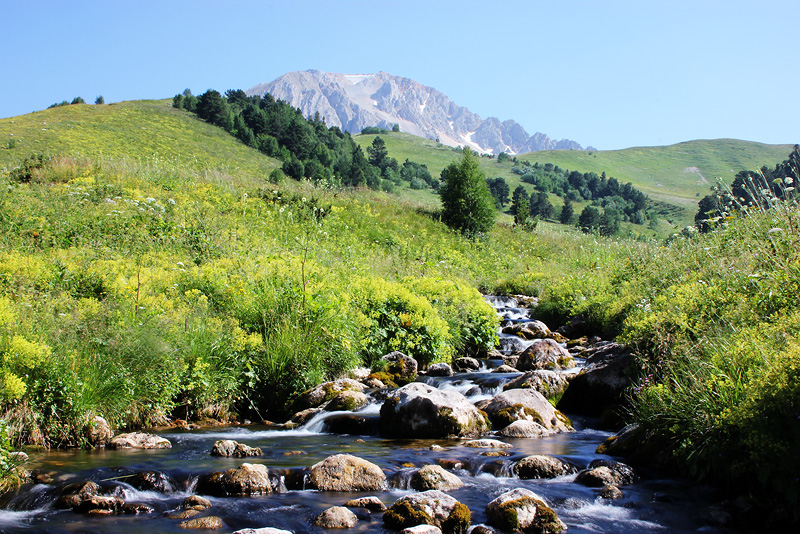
[511,186,530,225]
[367,136,390,170]
[560,197,575,224]
[95,95,104,105]
[530,191,555,220]
[578,205,601,233]
[439,148,496,237]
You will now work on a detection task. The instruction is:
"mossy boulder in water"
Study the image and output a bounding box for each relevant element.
[384,490,471,534]
[513,455,578,479]
[410,464,464,491]
[196,463,279,496]
[382,351,418,382]
[211,440,262,457]
[314,506,358,528]
[293,379,367,412]
[324,390,369,412]
[516,339,575,371]
[109,432,171,449]
[380,383,490,438]
[483,389,572,433]
[502,370,570,400]
[485,488,565,533]
[307,453,386,492]
[502,320,551,340]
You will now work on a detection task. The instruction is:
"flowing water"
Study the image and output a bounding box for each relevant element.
[0,297,728,533]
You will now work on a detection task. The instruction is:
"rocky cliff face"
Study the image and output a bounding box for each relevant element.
[246,70,591,155]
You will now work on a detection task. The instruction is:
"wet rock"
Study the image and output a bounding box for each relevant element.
[480,451,511,457]
[232,529,293,534]
[436,459,465,471]
[56,480,101,509]
[491,365,517,373]
[499,337,527,358]
[502,320,551,340]
[196,463,277,496]
[109,432,171,449]
[428,363,454,377]
[121,502,155,514]
[502,370,570,400]
[211,440,262,458]
[170,509,202,519]
[383,490,471,534]
[293,379,367,412]
[321,413,380,435]
[575,460,636,488]
[128,470,176,493]
[179,516,225,529]
[514,455,578,479]
[485,488,565,534]
[403,526,443,534]
[463,439,511,449]
[324,390,369,412]
[517,339,575,371]
[181,495,212,510]
[290,407,323,425]
[380,382,490,438]
[315,506,358,528]
[556,342,636,418]
[85,416,113,447]
[483,389,572,432]
[73,494,124,514]
[497,420,550,438]
[467,526,497,534]
[349,367,372,380]
[383,351,418,381]
[410,465,464,491]
[598,485,624,499]
[345,496,387,511]
[363,377,386,389]
[307,454,386,492]
[453,357,480,372]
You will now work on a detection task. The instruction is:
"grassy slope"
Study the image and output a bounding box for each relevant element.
[0,100,279,178]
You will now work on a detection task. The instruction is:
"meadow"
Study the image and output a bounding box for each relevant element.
[1,101,798,520]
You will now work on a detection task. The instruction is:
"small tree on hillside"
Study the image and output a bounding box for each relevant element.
[439,148,496,237]
[95,95,104,105]
[511,185,530,225]
[560,197,575,225]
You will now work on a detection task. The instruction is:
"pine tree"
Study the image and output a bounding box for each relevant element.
[439,148,496,237]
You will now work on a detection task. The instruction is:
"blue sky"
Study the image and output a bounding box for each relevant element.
[1,0,797,151]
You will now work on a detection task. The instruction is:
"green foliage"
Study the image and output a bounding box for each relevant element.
[439,148,496,237]
[511,185,529,225]
[94,96,104,105]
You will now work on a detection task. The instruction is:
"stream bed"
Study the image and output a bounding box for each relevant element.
[0,297,729,533]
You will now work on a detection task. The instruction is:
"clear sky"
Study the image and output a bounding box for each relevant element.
[1,0,797,151]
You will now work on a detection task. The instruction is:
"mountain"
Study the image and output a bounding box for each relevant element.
[246,70,592,155]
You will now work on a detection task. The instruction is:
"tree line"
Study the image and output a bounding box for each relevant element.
[173,89,434,193]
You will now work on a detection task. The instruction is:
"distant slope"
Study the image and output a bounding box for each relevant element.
[517,139,795,208]
[0,100,279,177]
[247,70,590,155]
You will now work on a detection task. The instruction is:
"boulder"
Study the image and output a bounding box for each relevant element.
[383,351,418,381]
[502,370,570,400]
[121,502,155,514]
[293,379,367,412]
[314,506,357,528]
[73,494,124,514]
[181,495,212,510]
[516,339,574,372]
[324,390,369,412]
[85,416,113,447]
[403,526,443,534]
[380,383,490,438]
[427,363,454,377]
[232,529,293,534]
[196,463,277,496]
[513,455,578,479]
[556,342,636,418]
[410,465,464,491]
[320,413,380,435]
[453,357,480,372]
[463,439,512,449]
[502,320,551,340]
[383,490,471,534]
[574,459,636,487]
[56,481,101,509]
[109,432,171,450]
[290,407,323,425]
[497,420,550,438]
[598,485,624,499]
[344,496,387,511]
[307,454,386,492]
[491,365,518,373]
[498,337,527,357]
[485,488,565,534]
[482,389,572,432]
[128,470,175,493]
[211,440,262,458]
[178,516,225,529]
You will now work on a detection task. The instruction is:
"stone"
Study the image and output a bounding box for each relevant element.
[383,490,471,534]
[383,351,419,380]
[497,420,550,438]
[513,455,578,479]
[574,459,636,487]
[380,382,490,438]
[179,516,225,529]
[452,357,480,372]
[403,525,443,534]
[320,413,380,435]
[315,506,357,528]
[410,465,464,491]
[85,416,113,447]
[491,365,518,373]
[427,363,454,377]
[516,339,575,372]
[307,454,386,492]
[598,485,624,499]
[293,379,367,412]
[363,377,386,389]
[231,529,293,534]
[324,390,369,412]
[170,509,201,519]
[128,470,176,493]
[502,320,551,340]
[196,463,277,496]
[109,432,171,449]
[210,440,262,457]
[181,495,212,510]
[73,494,123,514]
[483,389,572,432]
[344,496,387,511]
[290,407,323,425]
[121,502,155,514]
[55,481,101,509]
[485,488,565,534]
[463,439,511,448]
[502,370,570,400]
[556,342,636,417]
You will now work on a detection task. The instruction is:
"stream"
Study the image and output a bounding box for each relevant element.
[0,297,728,533]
